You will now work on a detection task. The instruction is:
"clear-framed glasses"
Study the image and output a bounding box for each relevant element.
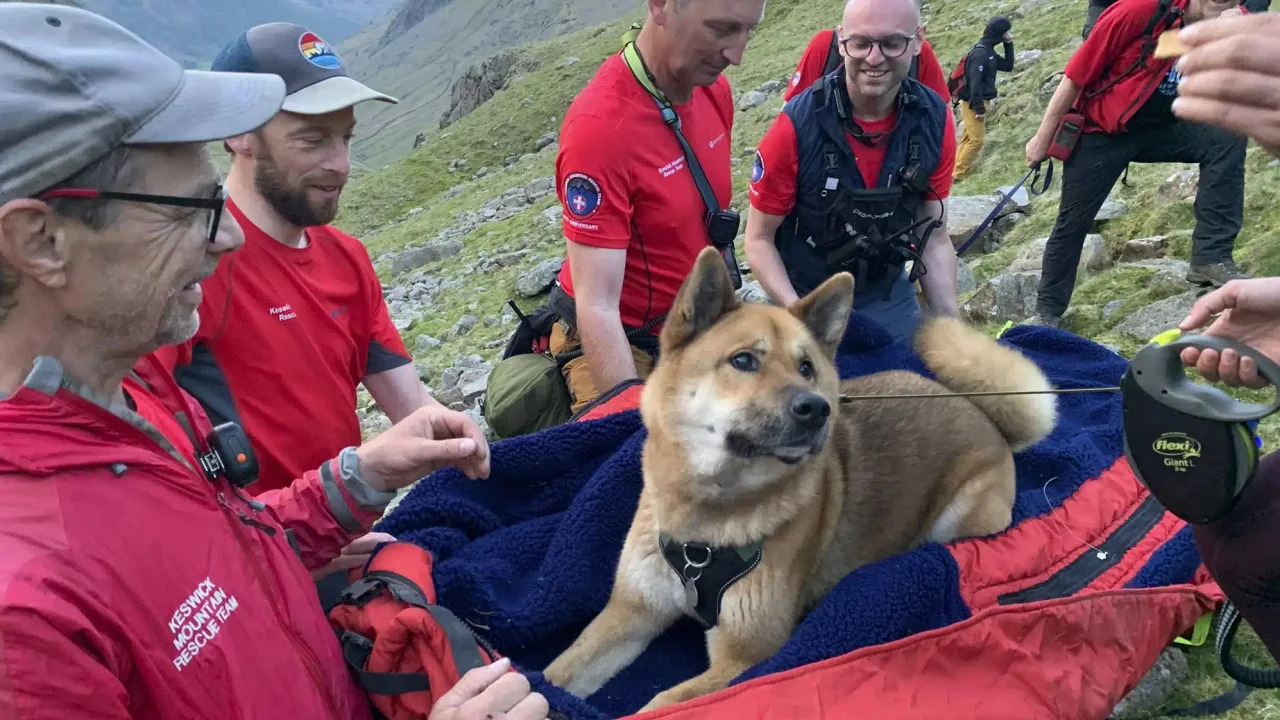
[38,185,227,244]
[839,26,920,59]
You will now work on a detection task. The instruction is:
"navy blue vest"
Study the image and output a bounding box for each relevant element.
[774,70,948,336]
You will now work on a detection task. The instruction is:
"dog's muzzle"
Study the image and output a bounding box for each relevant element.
[725,391,831,465]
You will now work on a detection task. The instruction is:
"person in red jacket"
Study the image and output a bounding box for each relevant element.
[0,6,544,720]
[782,21,950,103]
[1024,0,1251,328]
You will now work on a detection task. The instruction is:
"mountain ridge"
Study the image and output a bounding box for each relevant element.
[336,0,642,169]
[76,0,397,65]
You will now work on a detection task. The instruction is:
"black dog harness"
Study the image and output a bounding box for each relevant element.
[658,532,764,629]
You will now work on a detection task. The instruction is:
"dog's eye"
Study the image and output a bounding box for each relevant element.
[799,359,815,380]
[729,352,760,372]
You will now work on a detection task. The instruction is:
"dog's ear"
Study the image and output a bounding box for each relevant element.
[660,246,741,350]
[791,271,854,358]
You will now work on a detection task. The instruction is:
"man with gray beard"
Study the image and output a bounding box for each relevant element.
[164,23,484,580]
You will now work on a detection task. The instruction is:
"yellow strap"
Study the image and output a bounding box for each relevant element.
[1151,328,1183,347]
[996,320,1015,339]
[620,21,641,46]
[1173,611,1214,647]
[621,41,667,104]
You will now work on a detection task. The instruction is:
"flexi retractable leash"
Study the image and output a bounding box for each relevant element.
[841,329,1280,697]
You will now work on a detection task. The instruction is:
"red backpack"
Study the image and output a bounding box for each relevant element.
[326,542,503,720]
[946,45,981,101]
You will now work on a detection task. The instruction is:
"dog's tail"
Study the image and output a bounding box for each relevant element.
[914,316,1058,452]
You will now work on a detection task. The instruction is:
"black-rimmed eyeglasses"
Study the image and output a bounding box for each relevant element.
[38,185,227,244]
[839,27,920,59]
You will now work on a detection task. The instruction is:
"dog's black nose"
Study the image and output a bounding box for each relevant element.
[789,392,830,430]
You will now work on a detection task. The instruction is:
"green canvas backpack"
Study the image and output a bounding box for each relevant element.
[483,351,573,440]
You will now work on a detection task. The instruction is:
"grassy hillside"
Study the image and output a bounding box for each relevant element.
[337,0,1280,716]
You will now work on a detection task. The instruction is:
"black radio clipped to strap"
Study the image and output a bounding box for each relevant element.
[1121,332,1280,525]
[621,33,743,290]
[199,422,259,489]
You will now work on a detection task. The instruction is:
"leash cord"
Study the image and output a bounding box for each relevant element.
[954,160,1054,257]
[839,386,1120,402]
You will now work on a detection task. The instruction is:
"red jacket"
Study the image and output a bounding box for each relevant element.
[0,355,388,719]
[1065,0,1186,134]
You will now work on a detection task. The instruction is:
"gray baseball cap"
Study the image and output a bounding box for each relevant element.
[211,23,398,115]
[0,3,286,204]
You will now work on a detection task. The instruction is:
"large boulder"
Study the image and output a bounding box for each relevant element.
[439,48,542,129]
[389,240,464,276]
[1007,235,1110,274]
[1110,290,1201,340]
[947,195,1003,248]
[962,271,1042,324]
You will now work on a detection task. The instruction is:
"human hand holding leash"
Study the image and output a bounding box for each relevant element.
[1178,278,1280,389]
[1172,11,1280,157]
[356,405,492,492]
[428,658,550,720]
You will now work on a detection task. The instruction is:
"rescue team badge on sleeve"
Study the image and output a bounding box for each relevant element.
[299,31,341,70]
[564,173,602,218]
[751,151,765,184]
[791,71,801,88]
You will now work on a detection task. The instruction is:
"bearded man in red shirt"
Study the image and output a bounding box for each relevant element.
[165,23,488,577]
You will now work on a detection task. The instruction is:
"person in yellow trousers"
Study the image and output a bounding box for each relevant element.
[952,16,1014,182]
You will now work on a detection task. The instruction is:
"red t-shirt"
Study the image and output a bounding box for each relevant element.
[1064,0,1184,134]
[555,53,734,329]
[749,105,957,216]
[783,29,951,104]
[122,375,199,470]
[168,198,411,491]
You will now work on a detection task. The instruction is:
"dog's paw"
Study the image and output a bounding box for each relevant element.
[638,688,685,713]
[541,658,571,689]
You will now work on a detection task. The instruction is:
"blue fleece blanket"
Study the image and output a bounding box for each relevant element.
[377,315,1202,719]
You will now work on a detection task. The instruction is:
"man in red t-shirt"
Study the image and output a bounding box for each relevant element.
[745,0,958,345]
[165,23,488,575]
[1024,0,1250,327]
[548,0,766,414]
[782,24,950,104]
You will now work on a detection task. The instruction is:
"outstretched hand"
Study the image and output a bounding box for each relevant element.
[356,405,492,493]
[1172,12,1280,157]
[428,658,549,720]
[1178,278,1280,389]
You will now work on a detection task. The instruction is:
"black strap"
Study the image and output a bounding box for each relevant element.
[621,41,743,288]
[1124,602,1280,719]
[331,570,489,691]
[825,29,841,75]
[341,631,434,695]
[1216,601,1280,689]
[1081,0,1177,104]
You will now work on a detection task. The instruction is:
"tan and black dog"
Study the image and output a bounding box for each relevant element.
[543,247,1058,711]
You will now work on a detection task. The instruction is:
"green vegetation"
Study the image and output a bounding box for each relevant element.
[337,0,1280,714]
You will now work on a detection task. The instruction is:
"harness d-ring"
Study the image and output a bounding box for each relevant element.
[682,542,712,581]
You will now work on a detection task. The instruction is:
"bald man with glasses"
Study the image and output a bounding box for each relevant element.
[744,0,958,345]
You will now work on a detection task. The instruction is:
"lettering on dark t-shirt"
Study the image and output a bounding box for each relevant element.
[1127,65,1181,131]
